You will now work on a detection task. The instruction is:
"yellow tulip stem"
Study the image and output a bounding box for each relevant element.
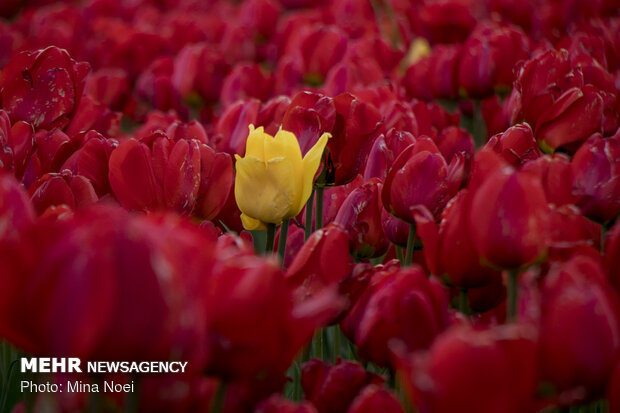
[304,190,315,240]
[265,223,276,255]
[277,219,290,262]
[404,222,416,266]
[315,186,324,230]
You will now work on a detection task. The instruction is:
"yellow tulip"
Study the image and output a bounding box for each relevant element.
[234,125,330,230]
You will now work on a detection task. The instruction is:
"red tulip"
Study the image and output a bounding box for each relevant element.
[0,205,215,364]
[108,132,232,217]
[571,132,620,223]
[301,359,383,413]
[380,207,412,247]
[547,205,602,259]
[172,43,230,105]
[535,85,604,152]
[28,170,98,215]
[433,126,474,166]
[512,49,583,129]
[0,109,34,179]
[60,130,117,197]
[413,190,501,288]
[403,45,461,100]
[537,253,620,396]
[347,384,404,413]
[411,100,461,139]
[458,23,530,98]
[341,265,449,366]
[382,137,464,222]
[299,26,348,85]
[286,223,352,304]
[393,323,538,413]
[220,63,274,108]
[324,93,382,185]
[334,178,389,259]
[84,68,129,111]
[521,153,575,207]
[195,144,234,221]
[281,91,336,157]
[419,0,477,44]
[467,153,550,269]
[206,254,336,382]
[214,96,290,156]
[166,120,209,145]
[363,130,415,181]
[485,123,541,168]
[0,46,89,130]
[274,222,305,268]
[64,94,121,139]
[255,395,317,413]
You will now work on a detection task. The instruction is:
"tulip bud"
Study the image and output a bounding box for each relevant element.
[206,254,331,382]
[255,395,318,413]
[458,23,530,99]
[60,131,117,197]
[571,133,620,223]
[341,265,449,366]
[363,130,415,181]
[334,178,389,259]
[467,155,550,269]
[234,125,329,229]
[29,171,98,215]
[419,1,476,44]
[286,223,352,304]
[413,191,501,288]
[324,93,382,185]
[301,359,383,413]
[382,138,464,222]
[537,254,620,395]
[393,323,538,413]
[347,384,404,413]
[485,123,541,168]
[521,153,575,207]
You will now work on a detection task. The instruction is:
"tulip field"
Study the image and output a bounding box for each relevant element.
[1,0,620,412]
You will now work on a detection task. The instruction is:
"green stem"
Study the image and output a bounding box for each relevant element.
[278,219,290,262]
[211,381,227,413]
[265,223,276,255]
[507,269,519,322]
[312,329,323,360]
[302,344,311,363]
[305,190,315,240]
[0,359,18,413]
[395,245,404,265]
[333,326,340,362]
[315,186,324,230]
[404,223,416,266]
[458,288,469,315]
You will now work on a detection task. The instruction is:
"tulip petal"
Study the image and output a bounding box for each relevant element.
[244,124,266,160]
[240,213,267,231]
[266,128,305,208]
[299,132,330,213]
[235,155,297,224]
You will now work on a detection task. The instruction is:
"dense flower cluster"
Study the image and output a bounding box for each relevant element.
[0,0,619,412]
